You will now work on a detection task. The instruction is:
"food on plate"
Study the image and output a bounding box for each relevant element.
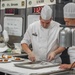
[2,54,6,58]
[0,59,2,62]
[0,58,10,63]
[4,59,8,62]
[2,54,12,59]
[15,57,21,60]
[7,55,12,58]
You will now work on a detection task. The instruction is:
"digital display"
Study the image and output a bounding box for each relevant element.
[5,8,18,15]
[32,6,43,13]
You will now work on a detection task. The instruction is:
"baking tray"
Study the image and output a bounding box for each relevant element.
[14,61,60,69]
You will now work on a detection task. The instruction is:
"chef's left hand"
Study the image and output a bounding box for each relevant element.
[59,64,71,69]
[47,52,56,61]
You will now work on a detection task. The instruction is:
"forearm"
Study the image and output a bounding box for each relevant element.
[70,62,75,69]
[21,43,32,55]
[54,47,66,55]
[72,63,75,68]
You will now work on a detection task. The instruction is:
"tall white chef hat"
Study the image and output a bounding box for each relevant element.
[41,5,52,20]
[63,3,75,18]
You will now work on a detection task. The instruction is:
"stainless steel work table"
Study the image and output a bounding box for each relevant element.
[0,59,75,75]
[0,52,75,75]
[31,69,75,75]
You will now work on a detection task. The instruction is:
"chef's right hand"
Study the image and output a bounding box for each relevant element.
[47,52,56,61]
[28,52,36,62]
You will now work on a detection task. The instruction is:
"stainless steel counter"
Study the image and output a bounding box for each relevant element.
[30,70,75,75]
[0,52,75,75]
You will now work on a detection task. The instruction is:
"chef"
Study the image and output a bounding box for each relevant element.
[0,24,9,52]
[21,5,65,62]
[60,3,75,69]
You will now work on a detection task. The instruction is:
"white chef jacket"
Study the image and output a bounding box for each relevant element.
[68,29,75,64]
[68,46,75,63]
[21,20,61,63]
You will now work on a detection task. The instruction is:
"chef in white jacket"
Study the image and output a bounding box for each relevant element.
[21,5,65,62]
[0,24,9,52]
[0,24,9,43]
[60,3,75,69]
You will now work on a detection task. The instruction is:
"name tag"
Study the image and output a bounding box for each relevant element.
[32,33,37,36]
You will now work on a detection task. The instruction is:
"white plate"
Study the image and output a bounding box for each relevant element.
[0,59,11,63]
[0,45,9,52]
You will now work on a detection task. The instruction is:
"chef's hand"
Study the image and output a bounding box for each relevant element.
[28,52,36,62]
[59,64,71,70]
[47,52,56,61]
